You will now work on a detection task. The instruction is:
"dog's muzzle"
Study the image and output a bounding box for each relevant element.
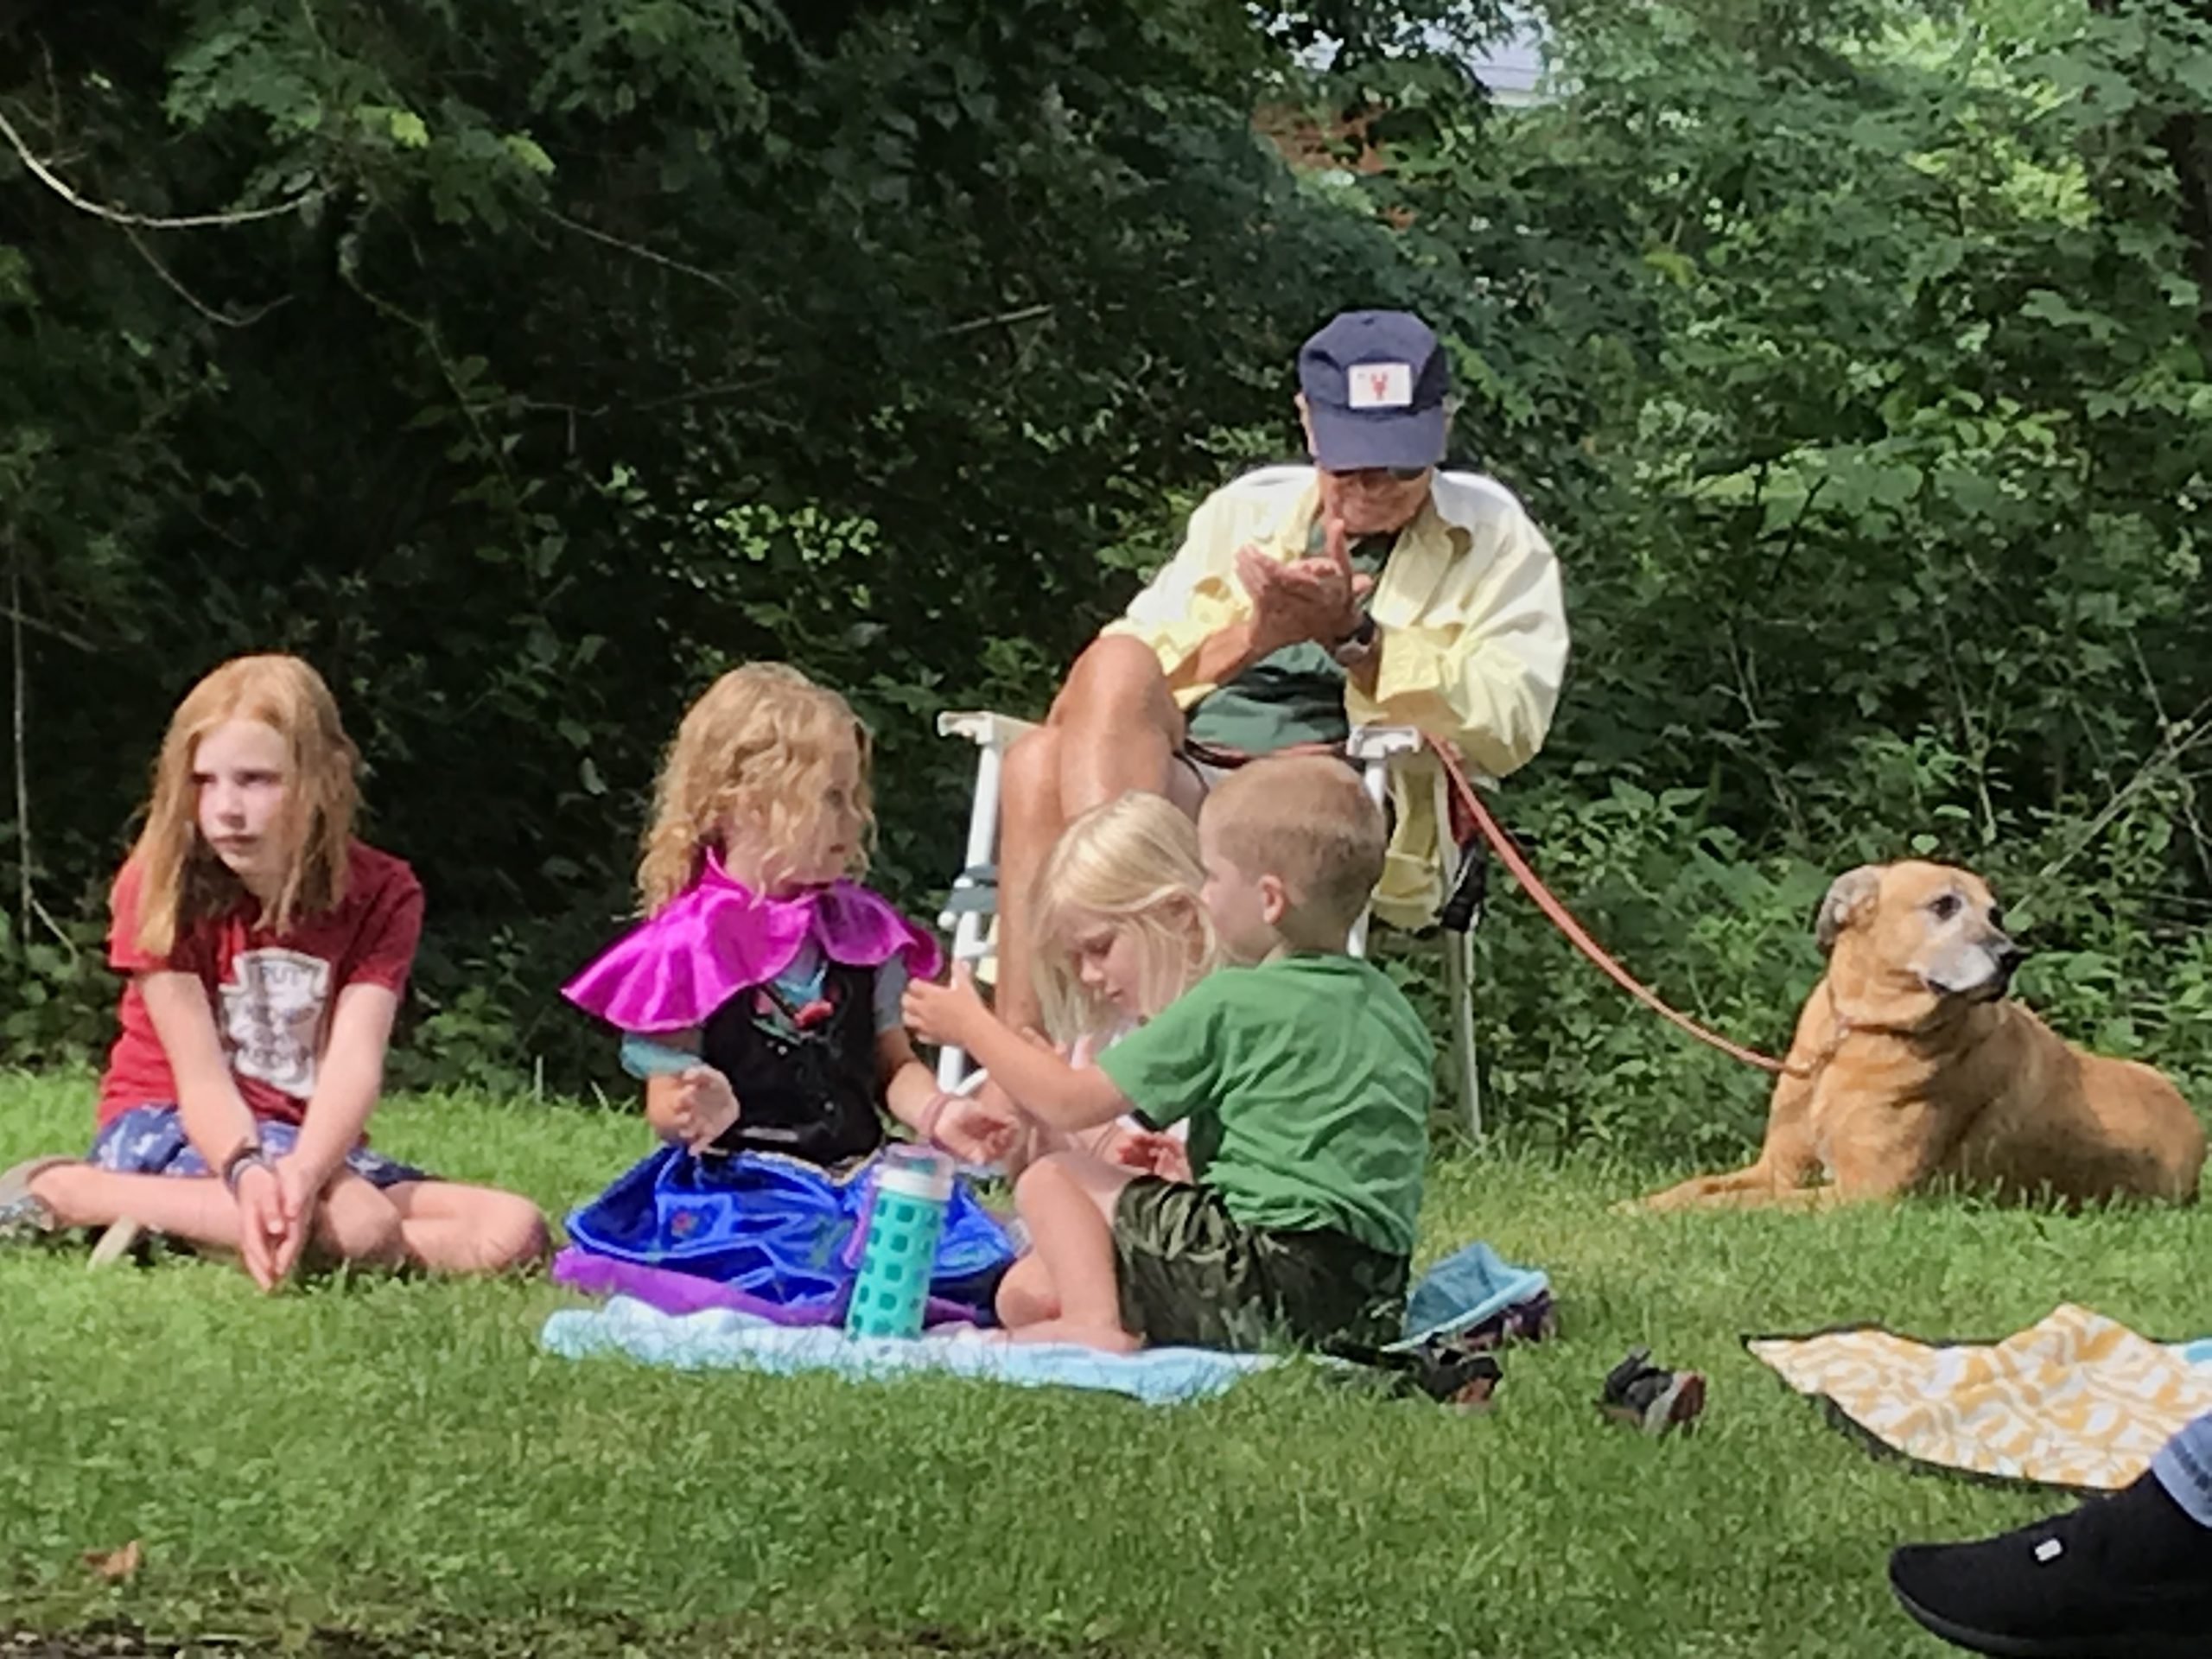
[1989,935,2024,987]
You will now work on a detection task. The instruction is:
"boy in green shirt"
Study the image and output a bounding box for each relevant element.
[904,754,1433,1352]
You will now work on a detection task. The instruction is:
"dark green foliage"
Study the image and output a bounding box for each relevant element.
[3,0,2210,1151]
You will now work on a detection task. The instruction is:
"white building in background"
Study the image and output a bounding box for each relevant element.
[1277,6,1556,105]
[1466,14,1549,107]
[1257,7,1558,183]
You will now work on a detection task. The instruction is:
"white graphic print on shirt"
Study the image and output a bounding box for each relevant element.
[219,948,333,1098]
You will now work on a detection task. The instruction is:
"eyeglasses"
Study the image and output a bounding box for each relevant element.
[1324,464,1433,484]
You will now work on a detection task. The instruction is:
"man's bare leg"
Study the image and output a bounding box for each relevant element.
[1051,635,1192,810]
[995,636,1205,1034]
[994,728,1071,1041]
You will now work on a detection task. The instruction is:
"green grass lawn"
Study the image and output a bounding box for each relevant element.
[4,1069,2208,1658]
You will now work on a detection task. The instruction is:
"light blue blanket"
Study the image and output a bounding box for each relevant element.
[541,1295,1276,1403]
[539,1237,1553,1404]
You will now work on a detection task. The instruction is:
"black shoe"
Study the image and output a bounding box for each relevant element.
[1598,1345,1705,1436]
[1888,1472,2212,1657]
[1329,1334,1503,1412]
[1398,1337,1503,1412]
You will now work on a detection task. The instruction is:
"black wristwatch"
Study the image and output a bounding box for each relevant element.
[219,1140,270,1193]
[1330,613,1379,666]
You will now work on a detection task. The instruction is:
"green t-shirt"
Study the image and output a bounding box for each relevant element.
[1181,526,1393,755]
[1096,953,1433,1256]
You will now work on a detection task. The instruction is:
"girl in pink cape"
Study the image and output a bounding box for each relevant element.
[554,664,1017,1321]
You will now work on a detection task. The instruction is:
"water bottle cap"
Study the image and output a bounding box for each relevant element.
[876,1143,953,1201]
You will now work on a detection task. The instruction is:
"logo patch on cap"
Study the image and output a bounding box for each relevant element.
[1346,361,1414,410]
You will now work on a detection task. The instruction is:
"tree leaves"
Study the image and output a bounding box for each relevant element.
[6,0,2212,1125]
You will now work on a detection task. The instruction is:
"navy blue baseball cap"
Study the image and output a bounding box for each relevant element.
[1297,309,1449,472]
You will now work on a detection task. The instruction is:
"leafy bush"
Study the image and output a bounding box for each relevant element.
[4,0,2210,1160]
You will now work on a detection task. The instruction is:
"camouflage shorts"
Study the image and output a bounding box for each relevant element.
[1110,1177,1407,1352]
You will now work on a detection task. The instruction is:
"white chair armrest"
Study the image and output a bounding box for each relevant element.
[1347,723,1497,789]
[1344,724,1426,763]
[938,710,1039,751]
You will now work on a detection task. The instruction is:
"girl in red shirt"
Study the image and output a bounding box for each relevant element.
[0,654,545,1287]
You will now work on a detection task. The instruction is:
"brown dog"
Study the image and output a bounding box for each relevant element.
[1639,861,2205,1211]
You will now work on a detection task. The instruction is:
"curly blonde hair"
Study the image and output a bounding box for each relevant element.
[637,662,874,912]
[1030,791,1218,1046]
[127,654,362,957]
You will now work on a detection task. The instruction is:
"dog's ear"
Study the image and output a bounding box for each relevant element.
[1815,865,1884,956]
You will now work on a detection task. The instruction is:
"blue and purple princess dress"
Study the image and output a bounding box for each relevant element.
[552,855,1014,1325]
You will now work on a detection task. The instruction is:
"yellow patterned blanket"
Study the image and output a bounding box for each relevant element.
[1748,1304,2212,1491]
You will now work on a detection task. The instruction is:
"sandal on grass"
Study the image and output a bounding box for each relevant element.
[86,1217,151,1269]
[0,1157,77,1245]
[1599,1345,1707,1436]
[1331,1332,1505,1413]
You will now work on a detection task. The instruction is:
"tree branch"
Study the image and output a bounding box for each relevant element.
[938,302,1053,337]
[10,560,27,933]
[2026,696,2212,899]
[0,602,96,654]
[123,225,291,327]
[541,207,748,302]
[0,105,322,230]
[2129,628,2212,892]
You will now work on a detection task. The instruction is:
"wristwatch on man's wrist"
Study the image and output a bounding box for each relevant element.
[1330,613,1379,667]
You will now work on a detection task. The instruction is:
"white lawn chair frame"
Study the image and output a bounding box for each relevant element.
[931,712,1487,1139]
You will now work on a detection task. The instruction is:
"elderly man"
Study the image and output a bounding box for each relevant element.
[992,308,1569,1035]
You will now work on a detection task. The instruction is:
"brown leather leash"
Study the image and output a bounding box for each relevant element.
[1425,735,1795,1077]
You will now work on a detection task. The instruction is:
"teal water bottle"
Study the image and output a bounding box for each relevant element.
[844,1145,953,1339]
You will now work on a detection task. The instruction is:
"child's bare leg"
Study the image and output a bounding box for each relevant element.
[1007,1153,1137,1351]
[29,1164,242,1253]
[382,1180,549,1274]
[28,1164,541,1278]
[304,1171,408,1269]
[995,1252,1060,1326]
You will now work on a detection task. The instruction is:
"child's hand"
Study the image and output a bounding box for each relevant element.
[902,964,991,1050]
[269,1155,328,1281]
[232,1160,292,1291]
[927,1093,1019,1166]
[668,1065,741,1150]
[1109,1128,1190,1182]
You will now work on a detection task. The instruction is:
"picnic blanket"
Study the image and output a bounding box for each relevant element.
[1748,1303,2212,1491]
[540,1238,1552,1404]
[542,1294,1277,1403]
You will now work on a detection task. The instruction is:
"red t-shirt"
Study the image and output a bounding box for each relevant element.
[97,841,424,1127]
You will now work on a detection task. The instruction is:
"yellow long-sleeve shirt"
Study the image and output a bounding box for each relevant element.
[1103,465,1569,927]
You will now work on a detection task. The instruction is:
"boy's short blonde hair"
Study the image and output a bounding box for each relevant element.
[1200,755,1387,944]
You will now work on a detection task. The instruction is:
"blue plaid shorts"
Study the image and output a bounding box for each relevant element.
[91,1104,429,1190]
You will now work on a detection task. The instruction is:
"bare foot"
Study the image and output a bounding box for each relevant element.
[1007,1318,1141,1353]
